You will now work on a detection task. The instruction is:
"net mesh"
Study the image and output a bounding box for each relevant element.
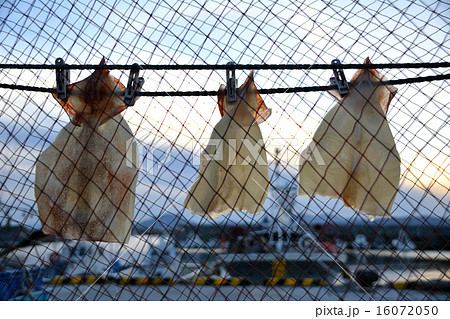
[0,0,449,301]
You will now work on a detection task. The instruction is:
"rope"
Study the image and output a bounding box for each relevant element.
[0,83,54,93]
[0,73,449,96]
[0,62,449,70]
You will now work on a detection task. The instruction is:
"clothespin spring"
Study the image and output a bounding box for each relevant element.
[55,58,70,100]
[226,62,237,102]
[124,63,144,106]
[330,59,349,96]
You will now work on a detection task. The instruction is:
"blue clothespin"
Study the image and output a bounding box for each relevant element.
[226,62,237,102]
[330,59,349,96]
[55,58,70,100]
[124,63,144,106]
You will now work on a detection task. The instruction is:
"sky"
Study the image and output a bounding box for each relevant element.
[0,0,449,230]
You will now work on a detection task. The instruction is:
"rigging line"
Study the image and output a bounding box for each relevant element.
[0,61,449,70]
[251,178,376,301]
[0,73,449,96]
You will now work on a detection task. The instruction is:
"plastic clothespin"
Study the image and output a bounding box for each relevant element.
[55,58,70,100]
[330,59,349,96]
[226,62,237,102]
[124,63,144,106]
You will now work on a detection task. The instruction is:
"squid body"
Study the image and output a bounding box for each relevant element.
[184,72,271,219]
[298,58,400,218]
[35,58,138,243]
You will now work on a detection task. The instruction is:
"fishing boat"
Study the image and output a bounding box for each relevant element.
[217,216,348,284]
[217,153,348,285]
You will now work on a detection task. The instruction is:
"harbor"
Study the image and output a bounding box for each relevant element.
[1,216,449,301]
[49,283,450,301]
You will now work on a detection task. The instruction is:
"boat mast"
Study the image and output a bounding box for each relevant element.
[270,148,297,251]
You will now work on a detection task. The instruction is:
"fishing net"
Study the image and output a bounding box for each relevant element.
[0,0,449,301]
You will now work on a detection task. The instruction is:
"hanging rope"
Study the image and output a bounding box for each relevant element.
[0,73,449,96]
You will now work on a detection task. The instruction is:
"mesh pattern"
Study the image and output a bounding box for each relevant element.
[0,0,449,300]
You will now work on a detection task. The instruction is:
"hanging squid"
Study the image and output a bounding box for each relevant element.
[184,71,271,219]
[35,57,139,243]
[298,58,400,218]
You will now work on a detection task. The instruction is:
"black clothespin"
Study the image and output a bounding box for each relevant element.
[226,62,237,102]
[330,59,349,96]
[55,58,70,100]
[124,63,144,106]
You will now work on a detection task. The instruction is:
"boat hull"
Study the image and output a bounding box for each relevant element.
[218,251,347,284]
